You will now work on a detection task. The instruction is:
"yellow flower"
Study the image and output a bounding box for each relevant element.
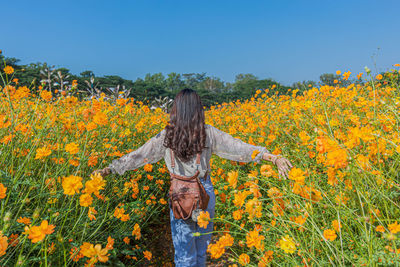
[197,211,210,229]
[375,225,385,233]
[26,220,55,243]
[80,242,96,258]
[3,65,14,75]
[288,167,306,184]
[323,229,337,241]
[331,220,341,232]
[227,170,238,188]
[0,183,7,199]
[376,74,383,80]
[233,191,251,207]
[85,173,106,195]
[93,244,109,262]
[343,71,351,80]
[65,142,79,155]
[219,233,234,247]
[40,90,52,101]
[208,243,225,259]
[35,146,52,160]
[62,175,83,195]
[279,235,296,254]
[79,193,93,207]
[238,253,250,265]
[388,221,400,234]
[233,209,243,220]
[336,70,341,75]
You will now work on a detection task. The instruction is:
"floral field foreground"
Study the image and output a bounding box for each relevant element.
[0,65,400,266]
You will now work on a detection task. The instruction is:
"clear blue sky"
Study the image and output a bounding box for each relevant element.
[2,0,399,85]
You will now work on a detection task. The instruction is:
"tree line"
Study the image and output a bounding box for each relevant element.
[0,53,364,108]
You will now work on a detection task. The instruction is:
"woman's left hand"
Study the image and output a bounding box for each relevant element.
[275,157,293,180]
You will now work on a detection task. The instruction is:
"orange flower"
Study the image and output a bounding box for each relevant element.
[40,90,52,101]
[332,220,342,232]
[143,163,153,172]
[388,221,400,234]
[88,207,97,221]
[26,220,55,243]
[62,175,83,195]
[233,209,243,220]
[233,191,251,207]
[0,183,6,199]
[219,233,234,247]
[17,217,31,225]
[114,207,125,219]
[260,164,274,177]
[323,229,337,241]
[238,253,250,265]
[35,146,52,159]
[0,233,8,256]
[93,244,109,262]
[376,74,383,80]
[8,233,19,247]
[80,242,96,258]
[288,167,306,184]
[143,250,152,260]
[70,247,84,262]
[227,170,238,188]
[132,223,141,240]
[246,228,265,250]
[197,211,210,229]
[106,236,114,250]
[65,142,79,155]
[3,65,14,75]
[123,237,130,244]
[258,250,273,266]
[375,225,385,233]
[208,242,225,259]
[85,172,106,195]
[79,193,93,207]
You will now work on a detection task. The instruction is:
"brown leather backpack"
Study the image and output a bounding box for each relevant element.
[168,149,210,221]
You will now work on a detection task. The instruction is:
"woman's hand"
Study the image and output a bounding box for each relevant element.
[91,167,112,178]
[262,153,293,180]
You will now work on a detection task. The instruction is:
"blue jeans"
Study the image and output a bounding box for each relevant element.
[169,173,216,267]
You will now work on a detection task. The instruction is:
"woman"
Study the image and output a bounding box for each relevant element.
[93,88,293,266]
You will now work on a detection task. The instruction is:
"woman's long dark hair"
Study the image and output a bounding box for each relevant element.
[163,88,207,162]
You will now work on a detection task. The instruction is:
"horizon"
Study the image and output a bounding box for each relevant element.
[2,0,399,86]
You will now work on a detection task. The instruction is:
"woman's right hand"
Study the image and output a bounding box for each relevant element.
[262,153,293,180]
[91,167,111,178]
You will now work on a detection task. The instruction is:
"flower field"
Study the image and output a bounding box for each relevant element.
[1,65,400,266]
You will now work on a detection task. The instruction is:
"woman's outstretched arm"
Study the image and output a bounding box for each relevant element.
[208,124,293,178]
[103,129,167,176]
[208,124,270,163]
